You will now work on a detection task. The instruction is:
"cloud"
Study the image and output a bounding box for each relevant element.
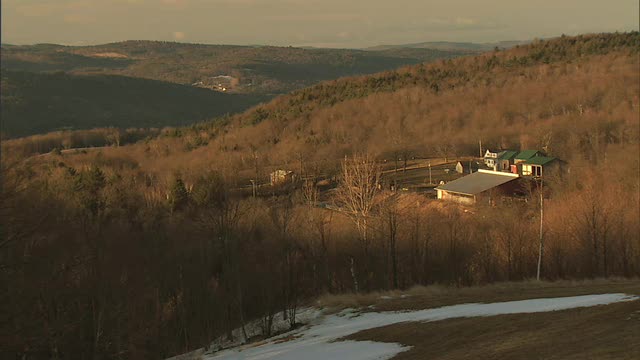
[173,31,186,40]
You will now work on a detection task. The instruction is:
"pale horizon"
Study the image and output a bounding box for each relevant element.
[2,0,638,48]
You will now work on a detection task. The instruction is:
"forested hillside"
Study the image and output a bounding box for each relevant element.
[0,70,266,138]
[1,41,472,95]
[1,41,471,138]
[1,33,639,359]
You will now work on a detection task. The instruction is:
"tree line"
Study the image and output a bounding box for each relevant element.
[1,150,638,359]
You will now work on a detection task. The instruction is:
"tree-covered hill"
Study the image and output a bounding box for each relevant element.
[1,41,473,96]
[139,32,639,175]
[2,32,639,360]
[0,70,266,138]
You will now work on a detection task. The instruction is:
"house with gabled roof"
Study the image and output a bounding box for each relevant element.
[483,149,501,168]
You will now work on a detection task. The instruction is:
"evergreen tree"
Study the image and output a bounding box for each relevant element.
[168,177,189,212]
[75,166,106,218]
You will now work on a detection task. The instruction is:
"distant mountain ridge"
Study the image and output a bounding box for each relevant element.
[365,40,531,52]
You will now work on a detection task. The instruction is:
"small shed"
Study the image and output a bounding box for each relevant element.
[497,150,518,171]
[270,170,295,185]
[436,170,521,205]
[455,161,480,174]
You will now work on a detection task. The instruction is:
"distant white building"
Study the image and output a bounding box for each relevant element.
[455,161,480,174]
[483,149,501,168]
[270,170,295,185]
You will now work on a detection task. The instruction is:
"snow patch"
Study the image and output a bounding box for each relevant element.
[187,293,637,360]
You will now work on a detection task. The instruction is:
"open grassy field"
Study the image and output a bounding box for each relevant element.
[333,280,640,359]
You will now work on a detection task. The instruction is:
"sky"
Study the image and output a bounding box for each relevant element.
[2,0,639,48]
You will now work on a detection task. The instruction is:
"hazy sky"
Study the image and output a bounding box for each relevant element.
[2,0,638,48]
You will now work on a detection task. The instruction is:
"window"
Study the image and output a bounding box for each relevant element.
[533,166,542,177]
[523,165,542,177]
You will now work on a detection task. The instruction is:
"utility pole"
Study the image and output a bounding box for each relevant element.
[536,179,544,281]
[298,152,304,180]
[428,161,432,185]
[250,179,256,198]
[479,139,483,158]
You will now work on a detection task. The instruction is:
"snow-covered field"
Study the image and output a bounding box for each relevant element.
[178,293,638,360]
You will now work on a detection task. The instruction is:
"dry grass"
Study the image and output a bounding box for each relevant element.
[316,278,640,313]
[329,279,640,359]
[346,300,640,359]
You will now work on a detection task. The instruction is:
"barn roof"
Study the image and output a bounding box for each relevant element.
[436,170,520,196]
[524,156,557,166]
[515,150,541,160]
[498,150,518,160]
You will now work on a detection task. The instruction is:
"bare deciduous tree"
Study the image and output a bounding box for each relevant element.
[334,154,381,292]
[335,154,381,254]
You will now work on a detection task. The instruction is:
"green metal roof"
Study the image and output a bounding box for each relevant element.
[498,150,518,160]
[524,156,557,166]
[515,150,540,160]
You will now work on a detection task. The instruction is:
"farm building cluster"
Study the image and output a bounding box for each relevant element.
[264,149,563,207]
[436,149,562,205]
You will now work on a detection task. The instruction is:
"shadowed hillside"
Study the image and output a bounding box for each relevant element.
[0,70,266,138]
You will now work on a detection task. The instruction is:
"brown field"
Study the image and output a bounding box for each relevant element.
[336,280,640,359]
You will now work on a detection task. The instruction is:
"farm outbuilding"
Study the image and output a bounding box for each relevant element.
[514,150,543,164]
[270,170,295,185]
[497,150,518,171]
[436,170,521,205]
[455,161,480,174]
[521,156,559,177]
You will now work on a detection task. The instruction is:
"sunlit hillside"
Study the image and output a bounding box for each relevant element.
[2,32,639,360]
